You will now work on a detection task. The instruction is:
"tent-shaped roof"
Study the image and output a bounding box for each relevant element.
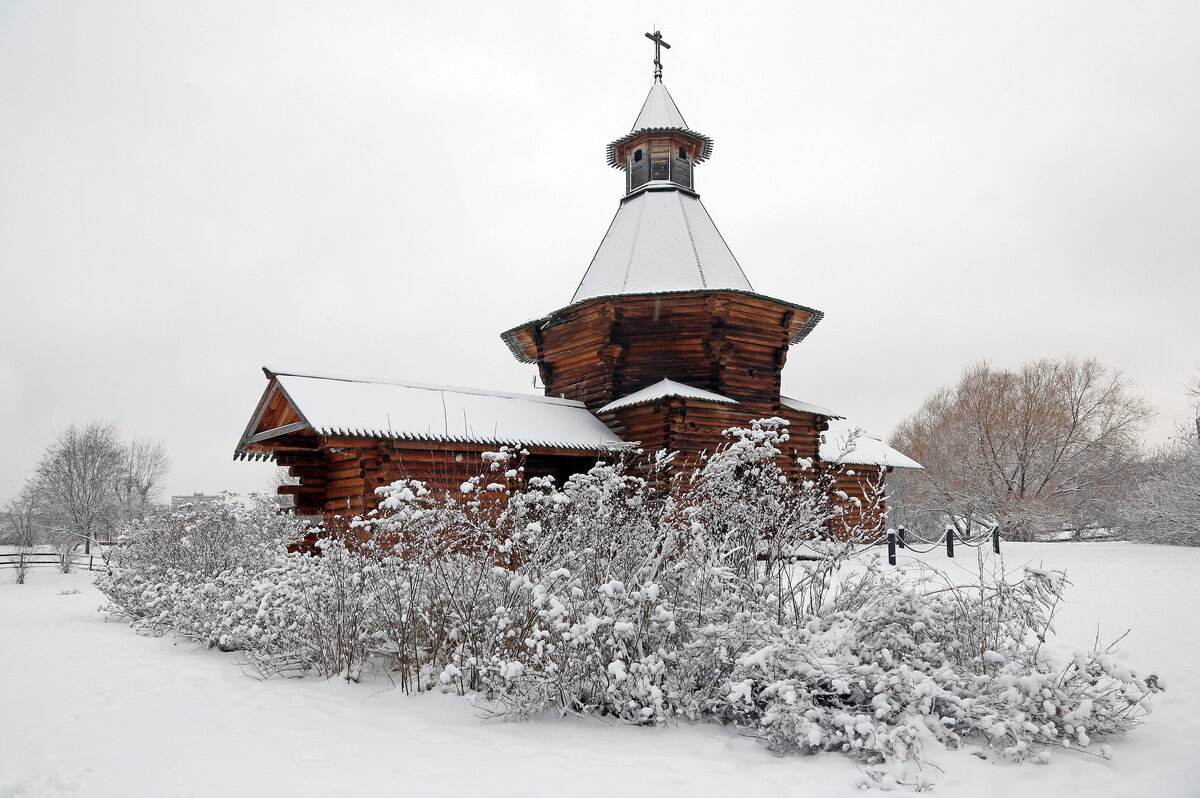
[606,79,713,168]
[633,79,688,129]
[598,379,738,414]
[571,189,753,304]
[239,369,625,453]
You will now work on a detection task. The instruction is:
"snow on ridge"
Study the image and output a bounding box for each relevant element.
[598,379,738,414]
[820,428,923,469]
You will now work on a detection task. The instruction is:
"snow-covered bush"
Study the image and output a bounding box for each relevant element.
[100,497,300,647]
[98,422,1160,784]
[726,562,1158,783]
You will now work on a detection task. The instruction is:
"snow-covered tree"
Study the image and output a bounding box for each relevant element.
[33,421,126,558]
[1120,367,1200,546]
[889,358,1154,540]
[114,437,171,521]
[2,483,42,584]
[26,421,171,558]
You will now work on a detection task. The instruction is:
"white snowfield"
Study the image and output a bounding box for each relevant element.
[2,542,1198,797]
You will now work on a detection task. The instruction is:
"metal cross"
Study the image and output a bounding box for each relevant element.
[645,30,670,80]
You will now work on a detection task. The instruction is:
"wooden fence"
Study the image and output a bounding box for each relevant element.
[0,547,117,574]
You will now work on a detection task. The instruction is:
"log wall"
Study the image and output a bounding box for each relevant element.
[510,292,812,415]
[271,438,603,527]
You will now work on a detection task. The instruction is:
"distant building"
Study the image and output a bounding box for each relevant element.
[169,493,224,510]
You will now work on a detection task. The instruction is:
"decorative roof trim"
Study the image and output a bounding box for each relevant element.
[598,379,738,414]
[606,128,714,170]
[501,290,824,365]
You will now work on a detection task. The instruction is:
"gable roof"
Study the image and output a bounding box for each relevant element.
[598,379,738,414]
[820,429,923,469]
[571,189,753,304]
[238,369,625,454]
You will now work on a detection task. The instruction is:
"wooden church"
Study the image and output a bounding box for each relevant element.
[234,34,920,536]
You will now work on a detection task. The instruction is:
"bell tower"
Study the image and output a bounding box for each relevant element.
[608,34,712,196]
[501,34,823,421]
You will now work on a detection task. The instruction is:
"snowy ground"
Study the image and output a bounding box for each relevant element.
[2,542,1198,797]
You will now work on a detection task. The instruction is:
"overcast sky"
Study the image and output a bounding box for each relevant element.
[2,1,1198,503]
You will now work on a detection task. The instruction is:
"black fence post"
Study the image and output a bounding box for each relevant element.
[945,526,955,558]
[992,526,1001,554]
[896,525,907,549]
[887,529,897,565]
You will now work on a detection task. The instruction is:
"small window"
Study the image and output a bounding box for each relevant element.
[678,147,688,160]
[633,149,643,162]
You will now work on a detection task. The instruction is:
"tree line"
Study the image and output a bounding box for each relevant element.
[2,421,170,574]
[888,357,1200,545]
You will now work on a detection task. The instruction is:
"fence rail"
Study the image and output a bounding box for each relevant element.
[886,526,1003,565]
[0,549,116,573]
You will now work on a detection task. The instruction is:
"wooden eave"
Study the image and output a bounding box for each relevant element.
[233,373,632,461]
[500,289,824,365]
[234,376,318,461]
[607,127,714,169]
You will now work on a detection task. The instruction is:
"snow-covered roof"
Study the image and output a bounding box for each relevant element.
[256,369,624,450]
[598,379,738,414]
[781,396,844,419]
[571,189,753,304]
[820,429,923,470]
[633,79,688,129]
[606,80,714,168]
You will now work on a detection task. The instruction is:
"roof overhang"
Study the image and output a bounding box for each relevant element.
[234,368,628,461]
[501,289,824,365]
[606,127,714,169]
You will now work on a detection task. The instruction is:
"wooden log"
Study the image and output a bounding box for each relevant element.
[278,485,325,496]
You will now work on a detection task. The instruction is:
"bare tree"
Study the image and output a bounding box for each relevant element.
[889,358,1154,540]
[115,437,171,521]
[1187,364,1200,439]
[3,484,42,584]
[1120,366,1200,546]
[267,466,298,510]
[32,421,126,555]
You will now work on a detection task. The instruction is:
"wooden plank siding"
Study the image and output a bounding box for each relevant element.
[510,292,811,413]
[270,437,608,524]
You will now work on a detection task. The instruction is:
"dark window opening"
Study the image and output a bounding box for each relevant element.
[633,149,643,162]
[524,454,599,490]
[678,147,688,160]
